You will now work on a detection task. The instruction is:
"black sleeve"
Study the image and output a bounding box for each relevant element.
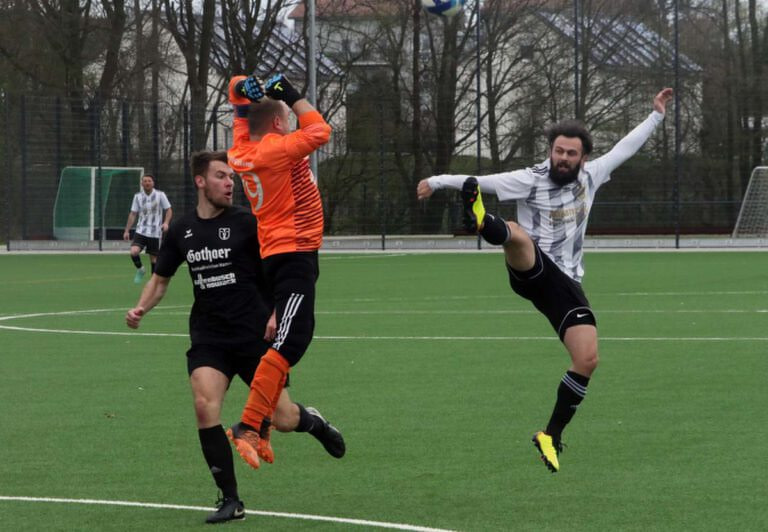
[155,220,185,277]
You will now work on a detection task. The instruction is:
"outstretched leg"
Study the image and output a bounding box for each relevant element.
[461,177,536,271]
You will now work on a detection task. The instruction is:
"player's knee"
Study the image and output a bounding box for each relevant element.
[577,348,599,375]
[193,395,221,427]
[586,350,599,372]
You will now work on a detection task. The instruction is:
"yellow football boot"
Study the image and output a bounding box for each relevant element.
[461,177,486,233]
[532,431,561,473]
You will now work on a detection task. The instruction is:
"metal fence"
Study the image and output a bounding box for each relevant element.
[1,1,766,248]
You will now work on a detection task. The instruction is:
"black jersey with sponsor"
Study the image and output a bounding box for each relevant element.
[155,206,271,345]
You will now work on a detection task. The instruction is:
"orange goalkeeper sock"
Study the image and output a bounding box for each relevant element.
[241,348,290,430]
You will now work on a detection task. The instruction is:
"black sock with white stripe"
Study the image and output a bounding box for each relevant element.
[545,371,590,441]
[198,426,238,499]
[479,214,510,245]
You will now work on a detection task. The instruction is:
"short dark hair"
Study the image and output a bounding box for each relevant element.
[247,98,284,135]
[547,120,593,155]
[190,151,228,182]
[142,174,155,181]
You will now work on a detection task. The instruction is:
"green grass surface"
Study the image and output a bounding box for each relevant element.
[1,251,767,531]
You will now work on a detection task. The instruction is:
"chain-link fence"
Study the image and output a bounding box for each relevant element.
[1,1,766,249]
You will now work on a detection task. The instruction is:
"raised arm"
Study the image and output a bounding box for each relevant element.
[417,169,531,202]
[264,74,331,160]
[228,76,253,149]
[594,88,674,174]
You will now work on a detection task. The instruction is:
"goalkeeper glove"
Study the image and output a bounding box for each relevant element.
[264,73,302,107]
[235,75,265,102]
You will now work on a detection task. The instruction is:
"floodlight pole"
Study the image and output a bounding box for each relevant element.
[674,0,681,248]
[476,0,482,250]
[308,0,319,181]
[574,0,579,118]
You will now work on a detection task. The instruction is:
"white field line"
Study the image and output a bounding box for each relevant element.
[149,309,767,316]
[0,496,456,532]
[0,307,766,341]
[319,290,768,303]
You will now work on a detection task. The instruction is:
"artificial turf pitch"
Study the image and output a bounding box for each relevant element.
[0,251,766,531]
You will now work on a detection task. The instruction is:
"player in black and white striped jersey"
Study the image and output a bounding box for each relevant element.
[418,88,674,473]
[123,174,173,283]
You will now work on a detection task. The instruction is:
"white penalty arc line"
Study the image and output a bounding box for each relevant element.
[1,308,767,342]
[0,496,456,532]
[0,324,767,342]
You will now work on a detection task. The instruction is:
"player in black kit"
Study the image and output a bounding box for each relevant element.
[126,151,344,524]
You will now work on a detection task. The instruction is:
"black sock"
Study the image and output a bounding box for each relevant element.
[479,213,510,245]
[131,255,143,269]
[150,262,156,274]
[545,371,590,441]
[198,426,238,499]
[294,403,316,433]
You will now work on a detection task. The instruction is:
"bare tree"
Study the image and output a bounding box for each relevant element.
[747,0,764,170]
[482,0,549,170]
[162,0,215,151]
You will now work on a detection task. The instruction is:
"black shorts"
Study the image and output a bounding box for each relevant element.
[262,251,319,367]
[186,342,290,387]
[131,233,160,255]
[506,243,596,341]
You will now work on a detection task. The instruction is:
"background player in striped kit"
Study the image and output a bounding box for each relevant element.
[417,88,674,473]
[225,73,333,470]
[126,151,344,523]
[123,174,172,283]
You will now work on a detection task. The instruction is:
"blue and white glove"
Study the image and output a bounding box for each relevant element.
[264,73,302,107]
[235,75,265,102]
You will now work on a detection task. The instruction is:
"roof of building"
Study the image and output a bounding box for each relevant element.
[537,10,701,72]
[212,21,341,78]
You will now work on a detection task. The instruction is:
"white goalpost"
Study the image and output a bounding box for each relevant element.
[732,166,768,238]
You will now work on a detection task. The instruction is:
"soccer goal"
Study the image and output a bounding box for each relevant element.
[732,166,768,238]
[53,166,144,240]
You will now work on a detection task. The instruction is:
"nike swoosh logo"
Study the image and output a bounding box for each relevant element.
[233,508,245,517]
[576,313,589,318]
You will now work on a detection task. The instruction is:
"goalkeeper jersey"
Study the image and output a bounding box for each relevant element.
[227,76,331,259]
[428,111,665,282]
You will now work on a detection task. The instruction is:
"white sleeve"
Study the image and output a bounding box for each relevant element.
[159,191,171,209]
[427,169,534,201]
[130,194,140,213]
[590,111,665,182]
[426,174,471,191]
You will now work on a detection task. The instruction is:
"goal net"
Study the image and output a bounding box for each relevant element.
[732,166,768,238]
[53,166,144,240]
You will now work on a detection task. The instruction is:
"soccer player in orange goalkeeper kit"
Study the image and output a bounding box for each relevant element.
[226,72,341,469]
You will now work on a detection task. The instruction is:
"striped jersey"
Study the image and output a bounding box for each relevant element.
[227,76,331,259]
[130,189,171,239]
[428,111,664,282]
